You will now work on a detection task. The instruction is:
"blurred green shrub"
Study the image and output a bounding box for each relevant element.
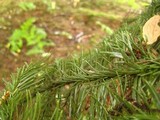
[7,18,54,55]
[18,2,36,11]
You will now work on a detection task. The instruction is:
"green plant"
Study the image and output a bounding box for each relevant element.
[18,2,36,11]
[7,18,54,55]
[96,21,114,35]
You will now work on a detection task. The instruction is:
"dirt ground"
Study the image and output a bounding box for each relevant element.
[0,1,140,90]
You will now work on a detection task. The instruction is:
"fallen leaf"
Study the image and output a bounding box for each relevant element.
[143,15,160,45]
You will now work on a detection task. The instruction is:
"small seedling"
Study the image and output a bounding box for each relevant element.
[7,18,54,55]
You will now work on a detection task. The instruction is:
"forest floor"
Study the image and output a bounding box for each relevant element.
[0,0,144,90]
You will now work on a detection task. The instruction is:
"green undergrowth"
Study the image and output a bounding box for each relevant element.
[0,0,160,119]
[18,2,36,11]
[7,18,54,55]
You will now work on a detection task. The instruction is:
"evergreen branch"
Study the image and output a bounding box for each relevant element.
[0,1,160,119]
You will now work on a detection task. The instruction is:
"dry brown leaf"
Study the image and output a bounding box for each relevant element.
[143,15,160,45]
